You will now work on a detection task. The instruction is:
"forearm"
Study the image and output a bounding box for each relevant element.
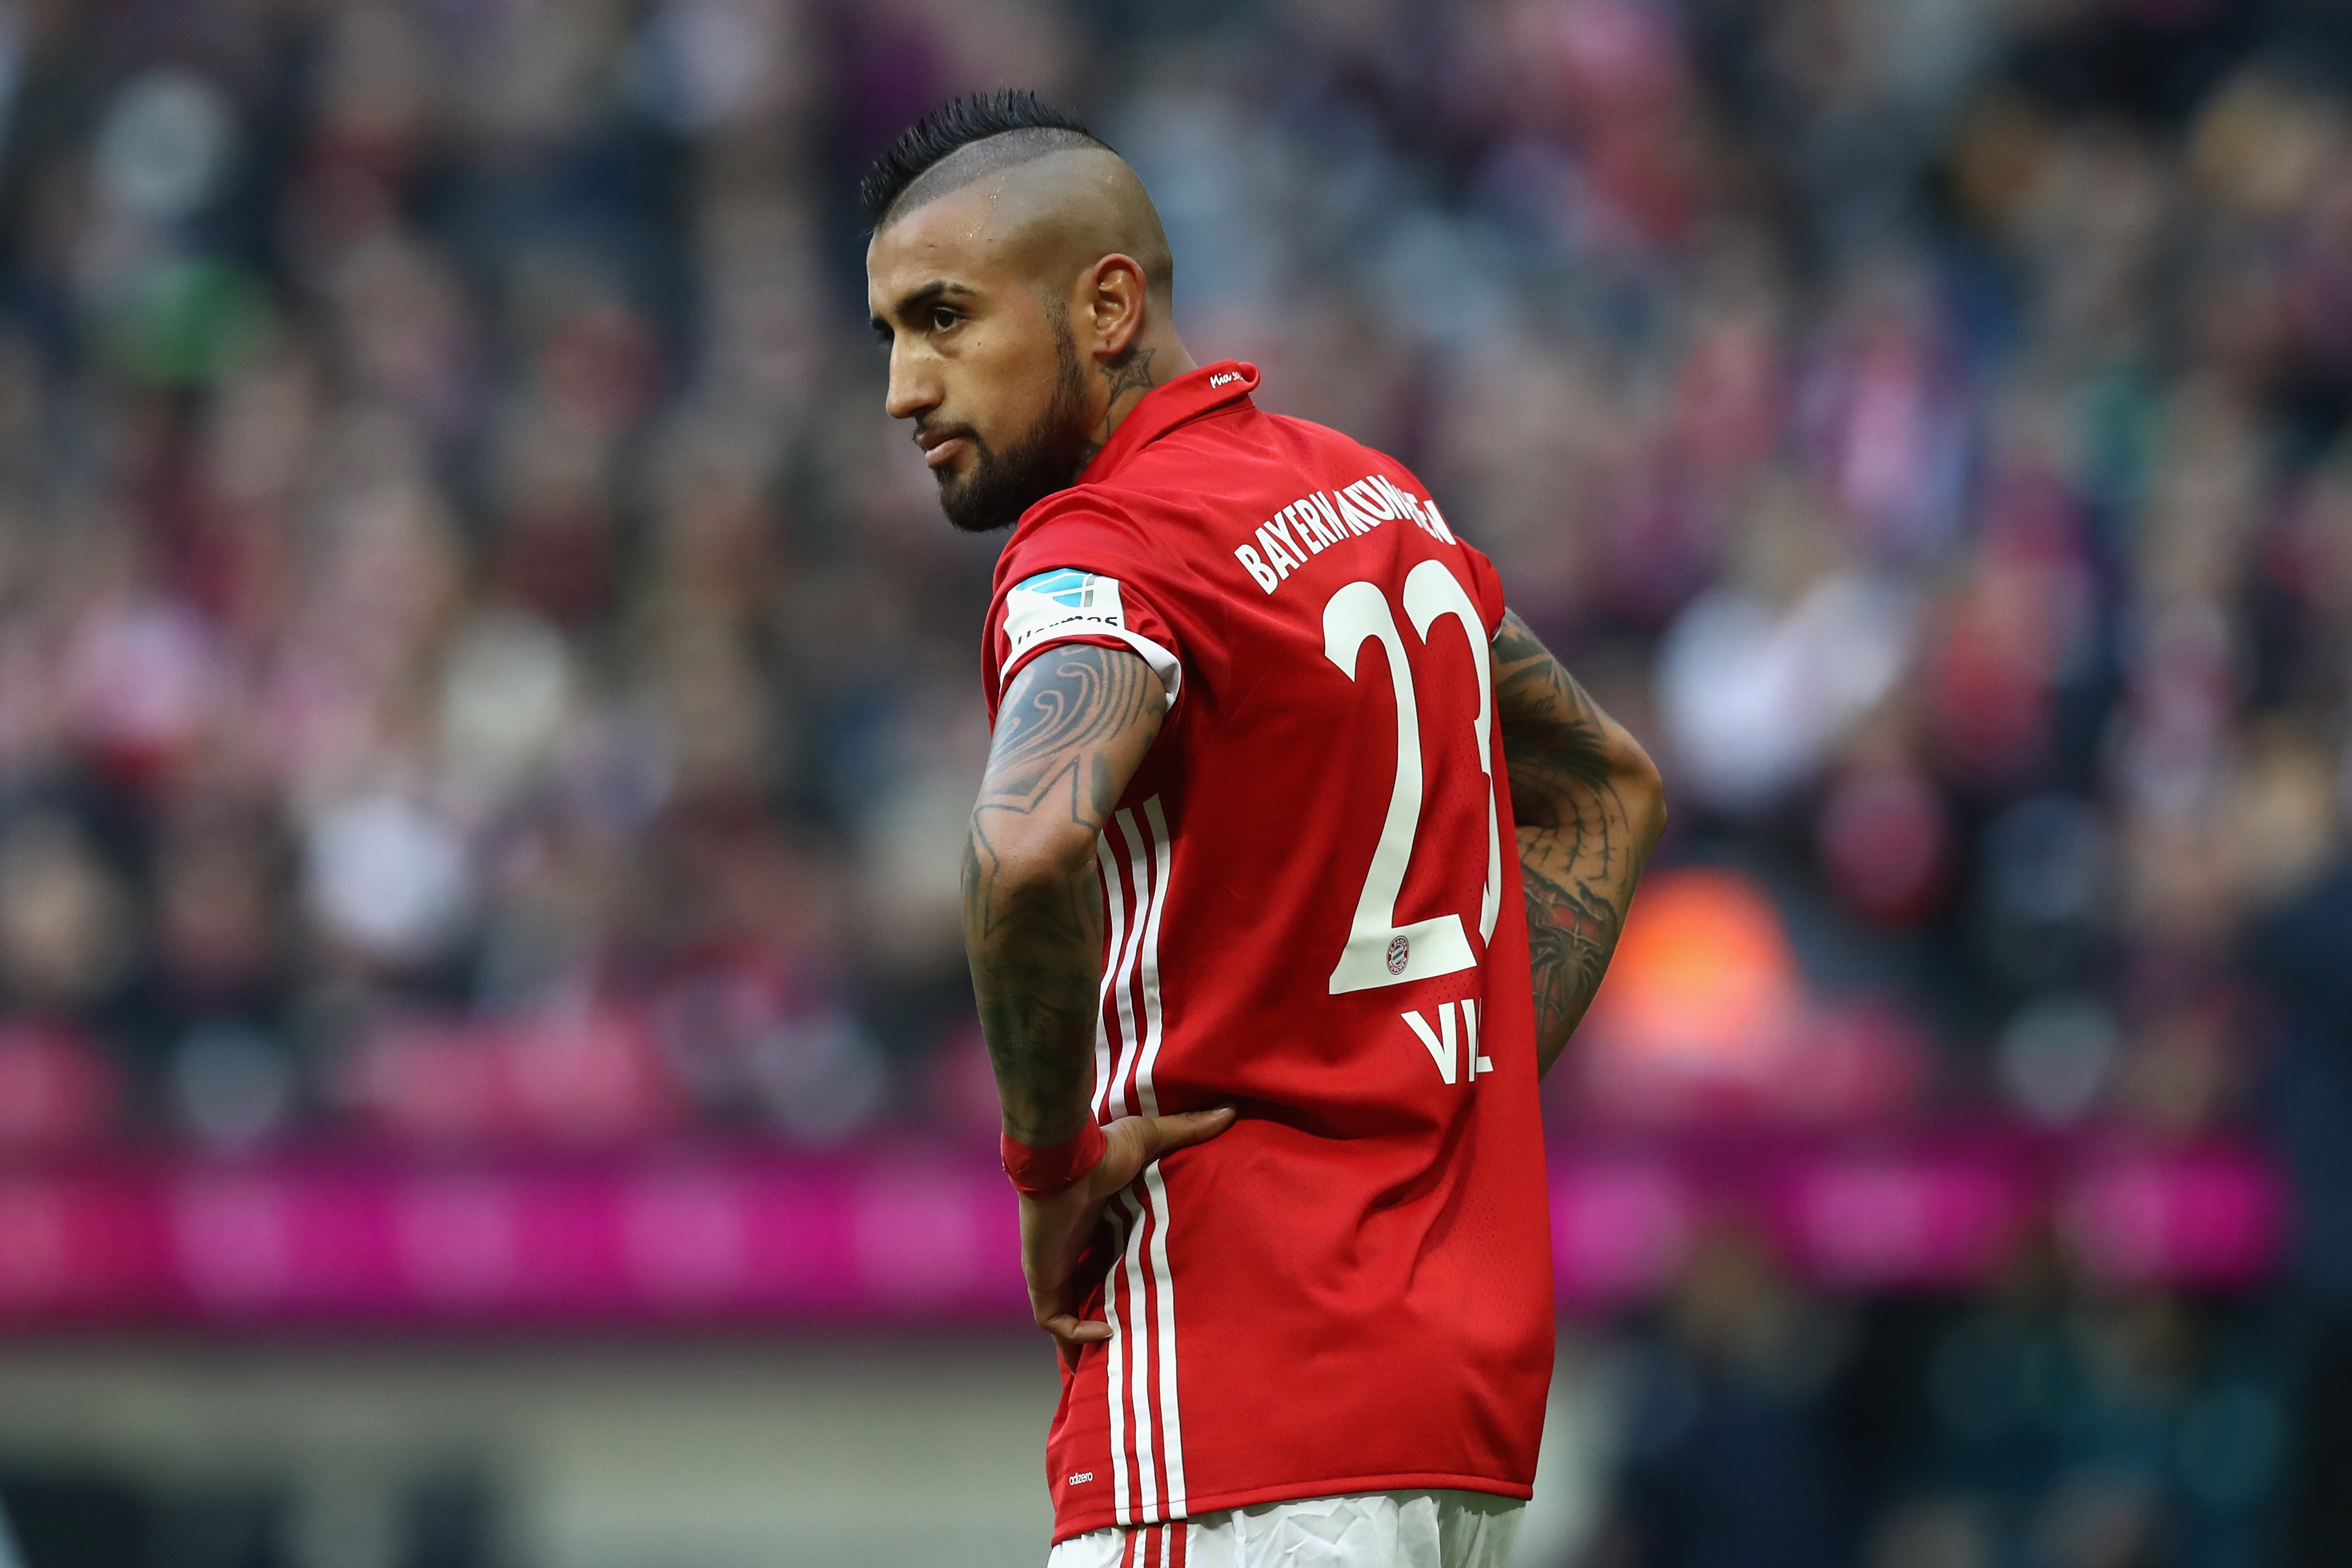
[964,853,1104,1145]
[960,644,1166,1146]
[1492,613,1666,1076]
[1513,756,1661,1075]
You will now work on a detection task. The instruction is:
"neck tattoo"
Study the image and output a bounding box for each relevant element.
[1076,346,1160,471]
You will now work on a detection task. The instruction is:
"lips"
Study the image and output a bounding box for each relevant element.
[916,424,975,472]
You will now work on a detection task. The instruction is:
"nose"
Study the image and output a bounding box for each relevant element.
[884,340,941,423]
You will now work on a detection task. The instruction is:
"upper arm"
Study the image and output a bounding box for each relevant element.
[1492,612,1613,787]
[1491,611,1661,828]
[970,643,1167,879]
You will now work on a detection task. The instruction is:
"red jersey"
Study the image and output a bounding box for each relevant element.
[981,362,1553,1541]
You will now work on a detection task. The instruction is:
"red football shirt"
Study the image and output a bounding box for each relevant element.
[981,361,1554,1541]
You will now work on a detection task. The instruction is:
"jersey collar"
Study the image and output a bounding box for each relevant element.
[1076,360,1259,485]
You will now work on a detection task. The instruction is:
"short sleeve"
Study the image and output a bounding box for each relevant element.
[982,502,1186,727]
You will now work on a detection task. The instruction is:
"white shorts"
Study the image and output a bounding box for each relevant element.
[1046,1489,1524,1568]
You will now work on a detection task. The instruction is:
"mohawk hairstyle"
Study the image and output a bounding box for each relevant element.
[859,90,1111,229]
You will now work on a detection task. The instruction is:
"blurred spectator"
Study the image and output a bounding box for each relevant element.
[1877,1243,2283,1568]
[1594,1227,1856,1568]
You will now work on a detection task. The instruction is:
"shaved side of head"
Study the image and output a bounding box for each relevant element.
[882,141,1177,309]
[859,90,1108,227]
[863,92,1176,308]
[877,126,1102,229]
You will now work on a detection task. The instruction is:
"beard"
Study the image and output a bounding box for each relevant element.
[932,316,1092,534]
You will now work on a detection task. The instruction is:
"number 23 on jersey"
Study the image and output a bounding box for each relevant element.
[1320,559,1503,997]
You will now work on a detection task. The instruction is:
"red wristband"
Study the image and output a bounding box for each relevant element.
[1002,1121,1107,1199]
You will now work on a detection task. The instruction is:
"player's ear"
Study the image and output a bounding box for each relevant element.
[1087,254,1148,359]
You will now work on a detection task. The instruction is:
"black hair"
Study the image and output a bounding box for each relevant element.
[858,90,1110,229]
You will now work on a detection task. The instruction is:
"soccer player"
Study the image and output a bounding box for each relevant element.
[865,92,1667,1568]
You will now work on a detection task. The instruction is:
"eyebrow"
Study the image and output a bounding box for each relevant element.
[870,279,977,334]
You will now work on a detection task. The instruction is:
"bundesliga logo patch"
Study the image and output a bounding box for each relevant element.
[1004,568,1127,655]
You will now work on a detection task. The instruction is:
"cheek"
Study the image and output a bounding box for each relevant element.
[964,325,1069,432]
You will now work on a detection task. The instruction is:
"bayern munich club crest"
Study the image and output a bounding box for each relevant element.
[1386,935,1410,975]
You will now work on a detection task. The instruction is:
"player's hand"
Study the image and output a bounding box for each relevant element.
[1019,1106,1235,1371]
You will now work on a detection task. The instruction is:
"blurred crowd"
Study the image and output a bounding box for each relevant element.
[0,0,2350,1560]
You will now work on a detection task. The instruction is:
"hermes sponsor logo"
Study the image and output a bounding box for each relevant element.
[1003,569,1126,655]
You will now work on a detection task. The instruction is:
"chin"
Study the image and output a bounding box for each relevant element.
[930,406,1087,534]
[936,474,1013,534]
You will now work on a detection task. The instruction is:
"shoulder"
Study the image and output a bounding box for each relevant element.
[989,491,1183,656]
[994,489,1155,595]
[1067,403,1377,532]
[1160,401,1348,475]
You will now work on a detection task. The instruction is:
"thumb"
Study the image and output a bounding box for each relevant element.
[1141,1105,1236,1159]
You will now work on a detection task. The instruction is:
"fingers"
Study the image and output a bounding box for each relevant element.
[1039,1310,1111,1370]
[1041,1313,1112,1344]
[1022,1110,1236,1373]
[1137,1104,1236,1160]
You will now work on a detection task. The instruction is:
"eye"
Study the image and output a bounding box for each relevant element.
[929,305,960,333]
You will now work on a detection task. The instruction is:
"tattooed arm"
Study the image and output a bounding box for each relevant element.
[966,642,1233,1366]
[1492,612,1668,1078]
[965,644,1166,1143]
